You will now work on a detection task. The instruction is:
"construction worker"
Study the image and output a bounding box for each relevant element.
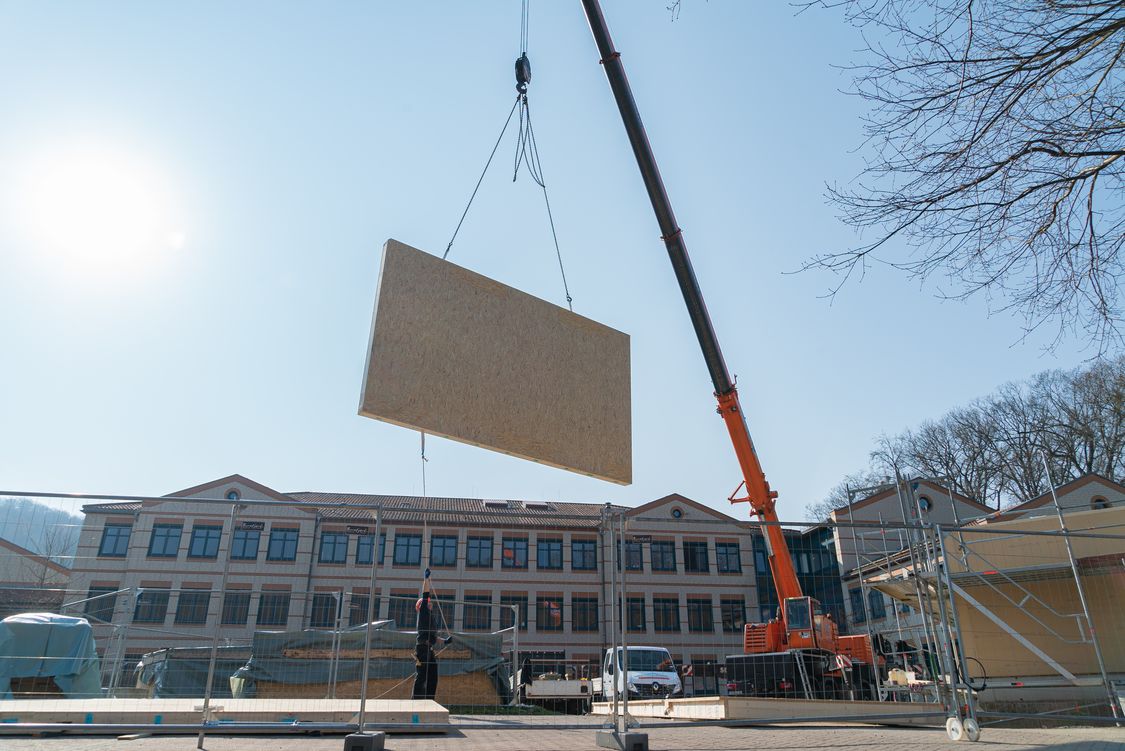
[412,569,450,701]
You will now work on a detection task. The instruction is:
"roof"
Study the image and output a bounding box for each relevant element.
[0,537,71,575]
[81,488,626,529]
[829,478,992,518]
[288,492,622,529]
[982,473,1125,522]
[75,475,762,531]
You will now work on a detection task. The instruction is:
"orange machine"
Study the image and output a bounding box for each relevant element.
[581,0,883,699]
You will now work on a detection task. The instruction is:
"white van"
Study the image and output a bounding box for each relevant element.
[593,646,682,701]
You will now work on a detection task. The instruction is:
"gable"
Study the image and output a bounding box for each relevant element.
[164,474,294,503]
[627,493,743,525]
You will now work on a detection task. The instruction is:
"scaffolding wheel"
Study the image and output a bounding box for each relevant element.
[946,717,980,742]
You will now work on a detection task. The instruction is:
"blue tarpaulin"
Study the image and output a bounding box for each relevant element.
[0,613,102,699]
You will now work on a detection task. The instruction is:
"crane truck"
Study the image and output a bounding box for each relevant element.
[580,0,883,702]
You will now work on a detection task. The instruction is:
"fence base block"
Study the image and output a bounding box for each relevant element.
[595,730,648,751]
[344,732,385,751]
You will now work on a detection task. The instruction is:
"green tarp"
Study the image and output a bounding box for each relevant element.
[0,613,102,699]
[230,623,509,699]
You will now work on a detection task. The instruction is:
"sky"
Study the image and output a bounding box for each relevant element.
[0,1,1094,521]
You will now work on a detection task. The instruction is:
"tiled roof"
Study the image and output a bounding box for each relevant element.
[82,493,626,529]
[288,492,621,528]
[82,501,142,513]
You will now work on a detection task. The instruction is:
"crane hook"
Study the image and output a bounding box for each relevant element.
[515,53,532,93]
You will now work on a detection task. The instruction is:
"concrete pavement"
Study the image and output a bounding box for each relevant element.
[0,721,1122,751]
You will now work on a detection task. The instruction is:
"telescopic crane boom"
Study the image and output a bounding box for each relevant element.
[579,0,802,606]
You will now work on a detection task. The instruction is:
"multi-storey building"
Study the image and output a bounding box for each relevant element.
[65,474,761,683]
[828,478,991,636]
[751,525,847,629]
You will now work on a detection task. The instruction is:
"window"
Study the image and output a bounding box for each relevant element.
[867,590,886,619]
[466,536,493,568]
[626,596,646,632]
[651,541,677,572]
[221,591,251,625]
[389,592,417,629]
[653,596,680,632]
[716,542,741,573]
[393,534,422,566]
[687,597,714,633]
[256,592,291,626]
[464,595,492,630]
[266,528,299,561]
[797,552,809,575]
[683,541,709,573]
[917,496,933,512]
[537,538,563,569]
[501,537,528,569]
[84,586,117,622]
[319,532,348,564]
[231,529,260,560]
[134,590,170,623]
[499,594,528,631]
[147,524,182,558]
[1092,496,1111,510]
[226,489,241,501]
[175,590,211,625]
[433,593,455,632]
[98,524,131,557]
[850,588,867,623]
[572,596,599,632]
[625,541,643,571]
[355,533,386,565]
[536,595,563,631]
[720,597,745,633]
[430,535,458,567]
[310,593,340,627]
[349,592,380,626]
[899,601,912,614]
[572,539,598,571]
[188,525,222,559]
[754,550,768,574]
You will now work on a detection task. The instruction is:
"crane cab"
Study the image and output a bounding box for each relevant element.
[784,596,838,652]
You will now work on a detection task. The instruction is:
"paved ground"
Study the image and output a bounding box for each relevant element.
[1,720,1122,751]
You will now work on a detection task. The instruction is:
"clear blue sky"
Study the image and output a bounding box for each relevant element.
[0,1,1091,519]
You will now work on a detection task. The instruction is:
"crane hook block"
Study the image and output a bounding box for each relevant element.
[515,54,532,93]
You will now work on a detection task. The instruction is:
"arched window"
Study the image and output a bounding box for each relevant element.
[1091,496,1110,510]
[917,496,933,513]
[226,489,241,501]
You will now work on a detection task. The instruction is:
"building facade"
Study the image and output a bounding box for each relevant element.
[65,475,761,681]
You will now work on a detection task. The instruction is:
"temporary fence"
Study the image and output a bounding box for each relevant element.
[0,483,1121,744]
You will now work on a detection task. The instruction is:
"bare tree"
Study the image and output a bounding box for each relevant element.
[806,0,1125,351]
[805,468,893,520]
[826,356,1125,511]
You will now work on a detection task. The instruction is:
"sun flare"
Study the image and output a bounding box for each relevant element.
[22,145,184,274]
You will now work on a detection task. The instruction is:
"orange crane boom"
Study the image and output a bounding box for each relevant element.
[579,0,802,606]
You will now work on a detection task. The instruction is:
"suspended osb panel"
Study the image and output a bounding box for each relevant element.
[359,239,632,485]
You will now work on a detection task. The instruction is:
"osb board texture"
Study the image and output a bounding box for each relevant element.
[360,239,631,485]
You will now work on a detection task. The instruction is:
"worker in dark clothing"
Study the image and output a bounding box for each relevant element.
[412,569,450,701]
